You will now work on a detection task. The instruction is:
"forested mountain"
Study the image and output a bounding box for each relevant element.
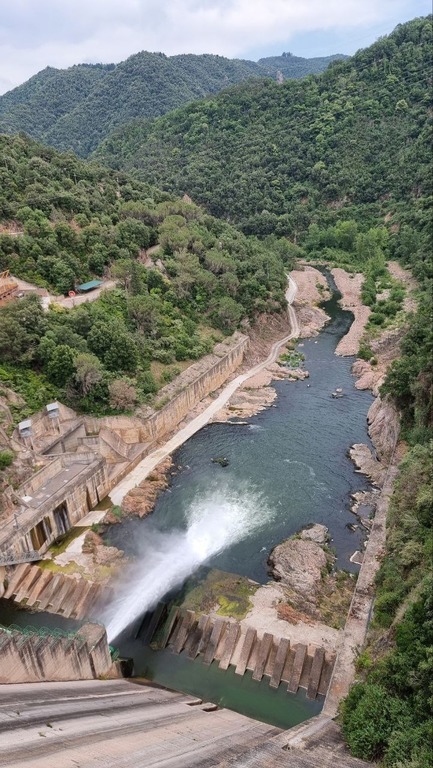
[0,51,346,157]
[97,17,431,247]
[0,134,291,415]
[0,19,431,767]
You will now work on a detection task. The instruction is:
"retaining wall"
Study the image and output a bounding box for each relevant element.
[0,622,113,684]
[143,333,248,442]
[84,332,248,447]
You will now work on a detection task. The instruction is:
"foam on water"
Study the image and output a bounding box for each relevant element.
[103,483,271,643]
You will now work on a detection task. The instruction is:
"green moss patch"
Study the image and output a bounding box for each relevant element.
[178,568,258,620]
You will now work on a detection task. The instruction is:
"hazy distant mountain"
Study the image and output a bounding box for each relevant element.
[0,51,347,156]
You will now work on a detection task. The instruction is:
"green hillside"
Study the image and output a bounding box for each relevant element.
[97,18,433,766]
[0,134,290,414]
[0,19,431,767]
[0,51,345,157]
[96,17,431,243]
[258,51,347,78]
[0,64,110,139]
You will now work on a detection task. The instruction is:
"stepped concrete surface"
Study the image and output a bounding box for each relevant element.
[5,562,104,620]
[148,605,335,699]
[0,680,280,768]
[0,680,373,768]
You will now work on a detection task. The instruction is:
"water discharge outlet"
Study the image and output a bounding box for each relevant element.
[101,485,272,643]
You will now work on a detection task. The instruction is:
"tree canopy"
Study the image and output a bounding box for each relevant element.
[0,52,345,157]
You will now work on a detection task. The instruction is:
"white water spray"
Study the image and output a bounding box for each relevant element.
[102,485,271,643]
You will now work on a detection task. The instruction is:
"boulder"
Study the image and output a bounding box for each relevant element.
[299,523,328,544]
[93,544,124,566]
[268,534,330,612]
[82,530,103,554]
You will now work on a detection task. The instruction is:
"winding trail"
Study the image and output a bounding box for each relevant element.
[109,277,298,506]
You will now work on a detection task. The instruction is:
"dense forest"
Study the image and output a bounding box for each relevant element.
[97,17,431,245]
[0,16,431,767]
[0,135,290,415]
[0,51,345,157]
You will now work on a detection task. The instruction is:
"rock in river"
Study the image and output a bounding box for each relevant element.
[267,525,333,612]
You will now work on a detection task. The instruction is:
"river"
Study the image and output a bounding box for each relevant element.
[100,274,374,727]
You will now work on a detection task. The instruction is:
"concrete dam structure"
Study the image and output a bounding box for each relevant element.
[0,622,113,684]
[1,332,248,566]
[138,603,336,701]
[1,562,108,620]
[0,679,372,768]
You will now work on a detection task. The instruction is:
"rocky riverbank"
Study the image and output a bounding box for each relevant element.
[331,268,371,356]
[266,524,356,630]
[213,265,326,422]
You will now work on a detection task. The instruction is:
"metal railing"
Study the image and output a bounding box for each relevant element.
[0,549,41,566]
[0,623,83,643]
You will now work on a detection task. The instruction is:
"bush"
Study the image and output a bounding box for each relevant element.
[342,683,413,762]
[0,450,14,470]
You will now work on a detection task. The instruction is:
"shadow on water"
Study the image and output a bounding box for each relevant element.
[119,634,323,730]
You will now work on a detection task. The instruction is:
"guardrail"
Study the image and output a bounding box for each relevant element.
[0,550,41,566]
[0,623,83,643]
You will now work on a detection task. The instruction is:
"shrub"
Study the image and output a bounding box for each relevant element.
[0,450,14,470]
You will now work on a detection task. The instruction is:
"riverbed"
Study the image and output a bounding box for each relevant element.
[0,276,375,730]
[107,280,374,575]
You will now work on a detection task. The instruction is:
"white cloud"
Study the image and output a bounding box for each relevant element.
[0,0,428,93]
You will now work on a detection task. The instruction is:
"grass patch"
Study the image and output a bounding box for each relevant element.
[44,527,89,559]
[197,324,224,343]
[318,570,357,629]
[151,358,194,388]
[39,559,87,577]
[179,568,258,620]
[0,364,59,425]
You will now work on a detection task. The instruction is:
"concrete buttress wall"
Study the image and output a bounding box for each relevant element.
[0,623,113,684]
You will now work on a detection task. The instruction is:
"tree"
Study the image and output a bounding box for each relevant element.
[46,345,75,386]
[74,353,104,395]
[0,450,14,470]
[108,379,138,411]
[127,294,159,334]
[211,296,244,332]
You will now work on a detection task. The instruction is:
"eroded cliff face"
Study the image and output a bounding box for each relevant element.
[368,396,400,463]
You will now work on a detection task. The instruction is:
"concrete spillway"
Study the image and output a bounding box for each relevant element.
[137,603,335,700]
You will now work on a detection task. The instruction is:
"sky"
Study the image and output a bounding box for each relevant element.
[0,0,430,95]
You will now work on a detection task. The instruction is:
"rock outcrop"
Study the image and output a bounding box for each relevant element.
[349,444,386,486]
[120,456,173,517]
[367,396,399,463]
[299,523,329,544]
[268,526,333,614]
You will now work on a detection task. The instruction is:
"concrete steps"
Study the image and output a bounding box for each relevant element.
[216,717,372,767]
[146,604,336,699]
